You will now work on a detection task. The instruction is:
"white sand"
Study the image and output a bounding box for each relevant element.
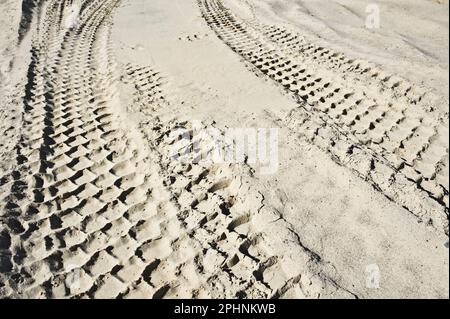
[0,0,448,299]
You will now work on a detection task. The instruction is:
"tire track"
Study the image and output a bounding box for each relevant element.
[18,0,45,43]
[197,0,449,234]
[119,63,355,299]
[0,0,156,298]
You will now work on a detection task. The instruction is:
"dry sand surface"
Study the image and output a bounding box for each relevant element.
[0,0,448,299]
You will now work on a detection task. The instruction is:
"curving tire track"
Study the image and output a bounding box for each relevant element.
[197,0,449,234]
[119,63,356,299]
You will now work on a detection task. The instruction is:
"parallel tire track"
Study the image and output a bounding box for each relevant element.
[197,0,449,234]
[0,0,150,298]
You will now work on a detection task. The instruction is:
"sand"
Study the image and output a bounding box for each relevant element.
[0,0,448,299]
